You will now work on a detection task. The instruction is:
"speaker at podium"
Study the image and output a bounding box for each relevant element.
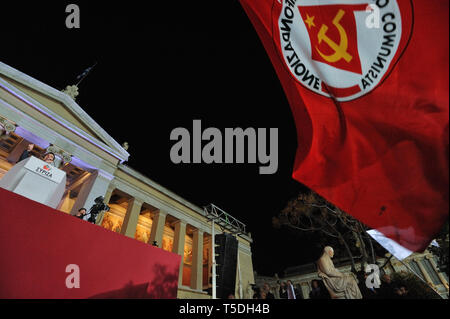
[0,156,66,209]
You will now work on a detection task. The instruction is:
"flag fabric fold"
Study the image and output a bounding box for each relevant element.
[240,0,448,252]
[367,229,413,260]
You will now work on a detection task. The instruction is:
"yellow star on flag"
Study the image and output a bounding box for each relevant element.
[304,14,316,29]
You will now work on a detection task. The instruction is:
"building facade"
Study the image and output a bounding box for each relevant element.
[255,251,449,299]
[0,61,255,299]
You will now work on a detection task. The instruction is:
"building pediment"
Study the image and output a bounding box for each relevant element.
[0,61,129,163]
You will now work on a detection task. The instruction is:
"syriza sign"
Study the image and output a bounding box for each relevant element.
[24,156,66,184]
[274,0,412,101]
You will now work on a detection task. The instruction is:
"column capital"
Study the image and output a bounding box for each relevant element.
[129,197,144,206]
[192,228,204,235]
[97,169,115,181]
[0,115,16,133]
[155,209,168,217]
[173,219,187,227]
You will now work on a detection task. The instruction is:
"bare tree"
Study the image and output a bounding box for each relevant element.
[273,191,383,273]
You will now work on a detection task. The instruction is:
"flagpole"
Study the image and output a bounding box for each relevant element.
[76,62,98,86]
[211,218,216,299]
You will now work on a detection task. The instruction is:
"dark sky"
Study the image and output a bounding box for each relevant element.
[1,1,317,276]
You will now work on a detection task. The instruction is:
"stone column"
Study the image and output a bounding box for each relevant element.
[414,258,434,286]
[172,220,187,286]
[120,198,143,239]
[56,189,68,211]
[69,169,114,215]
[301,282,310,299]
[427,255,449,289]
[390,258,406,273]
[149,210,167,248]
[103,184,115,204]
[273,284,280,299]
[190,229,204,290]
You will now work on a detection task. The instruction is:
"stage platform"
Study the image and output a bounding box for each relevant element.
[0,188,181,299]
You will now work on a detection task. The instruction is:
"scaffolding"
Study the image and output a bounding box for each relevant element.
[203,203,248,299]
[204,203,247,236]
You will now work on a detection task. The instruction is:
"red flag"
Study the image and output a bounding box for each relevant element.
[240,0,449,252]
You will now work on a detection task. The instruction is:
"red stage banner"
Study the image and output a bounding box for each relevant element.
[240,0,449,252]
[0,188,181,299]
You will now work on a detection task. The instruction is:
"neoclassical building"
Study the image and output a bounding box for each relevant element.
[0,61,255,299]
[255,250,449,299]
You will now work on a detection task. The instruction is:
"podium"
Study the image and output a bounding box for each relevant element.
[0,156,66,209]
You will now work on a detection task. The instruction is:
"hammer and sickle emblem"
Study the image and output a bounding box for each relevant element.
[316,9,353,63]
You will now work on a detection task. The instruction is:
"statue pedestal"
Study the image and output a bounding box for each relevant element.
[0,156,66,209]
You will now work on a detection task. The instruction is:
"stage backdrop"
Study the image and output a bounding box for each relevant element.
[0,188,181,299]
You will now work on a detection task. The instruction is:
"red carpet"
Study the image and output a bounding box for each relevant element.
[0,188,181,299]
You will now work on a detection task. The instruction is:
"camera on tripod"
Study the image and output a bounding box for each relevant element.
[86,196,110,224]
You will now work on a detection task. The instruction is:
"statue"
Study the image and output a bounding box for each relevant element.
[317,246,362,299]
[246,282,254,299]
[62,85,79,100]
[0,116,16,140]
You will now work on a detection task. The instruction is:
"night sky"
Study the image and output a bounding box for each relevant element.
[1,1,317,276]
